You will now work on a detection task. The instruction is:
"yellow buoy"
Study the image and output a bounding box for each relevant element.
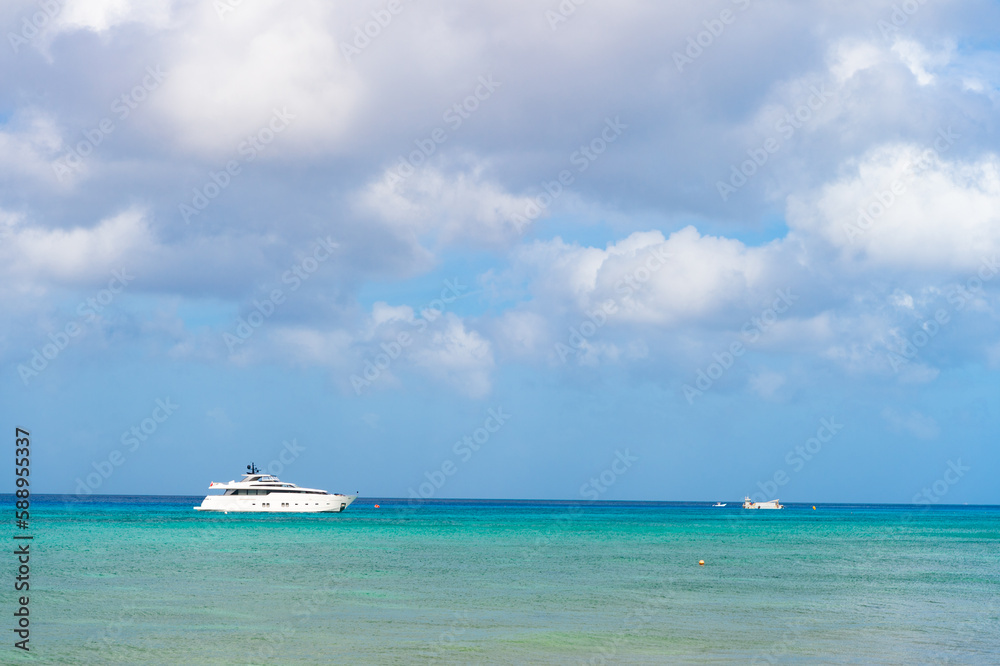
[812,506,816,510]
[698,560,705,566]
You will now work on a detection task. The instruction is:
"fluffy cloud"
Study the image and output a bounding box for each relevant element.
[354,165,540,248]
[503,227,786,328]
[54,0,174,34]
[891,39,952,86]
[409,313,494,397]
[788,144,1000,272]
[0,207,154,286]
[146,1,361,157]
[3,0,1000,398]
[271,302,495,397]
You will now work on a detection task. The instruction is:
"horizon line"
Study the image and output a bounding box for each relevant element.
[9,494,999,508]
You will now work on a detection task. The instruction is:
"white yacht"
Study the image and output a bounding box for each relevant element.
[742,496,783,509]
[195,463,357,513]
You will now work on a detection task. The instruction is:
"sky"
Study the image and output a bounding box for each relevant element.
[1,0,998,503]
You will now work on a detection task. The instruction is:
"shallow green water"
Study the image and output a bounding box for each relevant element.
[7,497,1000,664]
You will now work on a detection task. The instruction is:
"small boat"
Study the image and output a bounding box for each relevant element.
[742,496,783,509]
[713,502,726,507]
[195,462,357,513]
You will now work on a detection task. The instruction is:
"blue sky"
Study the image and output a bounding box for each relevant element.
[1,0,999,502]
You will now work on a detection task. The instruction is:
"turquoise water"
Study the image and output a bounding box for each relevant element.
[6,497,1000,664]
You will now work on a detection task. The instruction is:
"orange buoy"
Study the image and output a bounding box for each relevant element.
[374,504,380,508]
[698,560,705,566]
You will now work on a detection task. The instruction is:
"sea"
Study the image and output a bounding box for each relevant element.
[5,496,999,664]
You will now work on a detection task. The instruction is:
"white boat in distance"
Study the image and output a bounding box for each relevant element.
[713,502,727,507]
[195,463,357,513]
[742,496,783,509]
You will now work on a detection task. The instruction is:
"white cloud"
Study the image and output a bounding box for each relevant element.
[3,0,999,399]
[410,313,494,397]
[272,305,495,396]
[0,207,154,286]
[354,165,540,248]
[888,289,914,310]
[830,40,884,83]
[146,1,361,157]
[891,38,952,86]
[370,302,414,328]
[55,0,174,34]
[508,227,782,327]
[788,144,1000,272]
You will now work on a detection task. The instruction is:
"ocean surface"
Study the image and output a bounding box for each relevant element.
[5,496,999,664]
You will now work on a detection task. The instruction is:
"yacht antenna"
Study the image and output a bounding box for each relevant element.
[247,462,259,475]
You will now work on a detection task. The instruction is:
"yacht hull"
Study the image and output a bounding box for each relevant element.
[194,493,357,513]
[742,497,783,509]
